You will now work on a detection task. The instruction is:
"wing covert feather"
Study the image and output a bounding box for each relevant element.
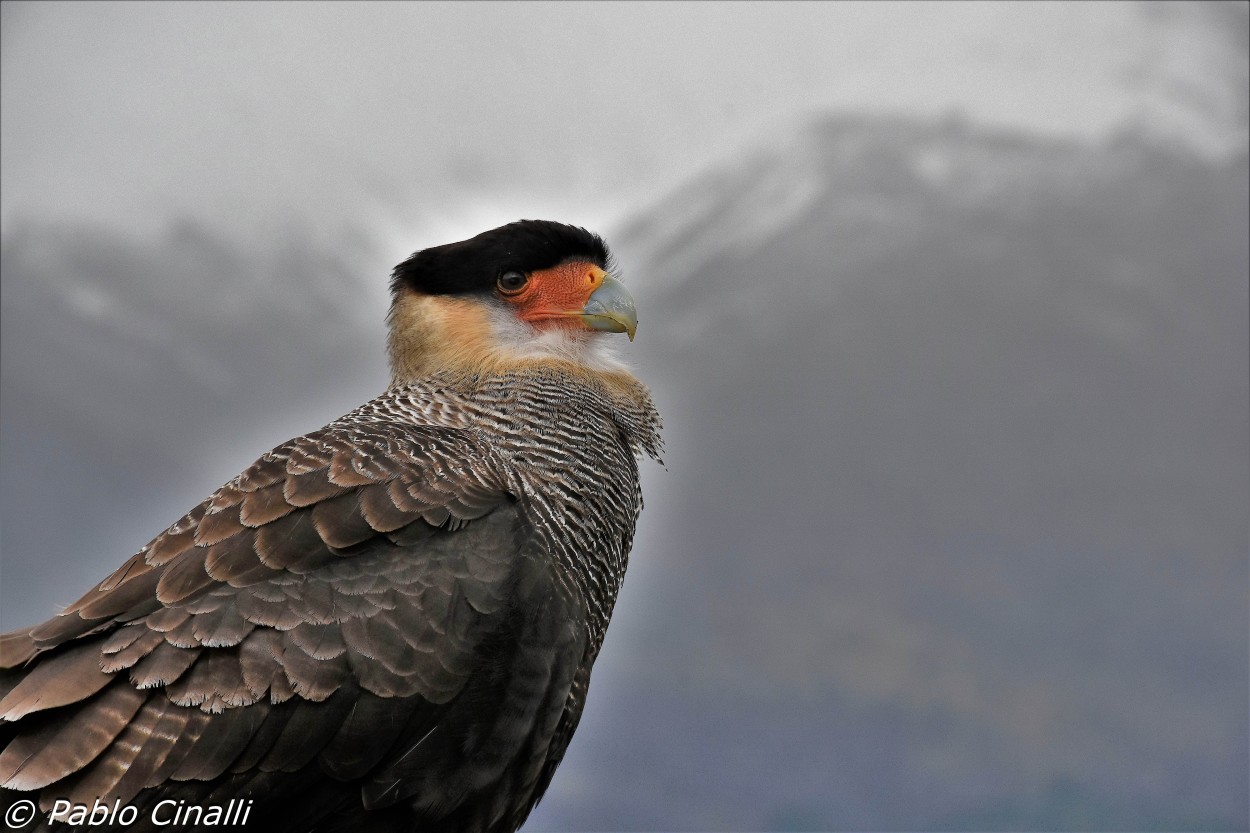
[0,421,528,813]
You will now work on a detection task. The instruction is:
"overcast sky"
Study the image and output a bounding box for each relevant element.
[3,1,1245,257]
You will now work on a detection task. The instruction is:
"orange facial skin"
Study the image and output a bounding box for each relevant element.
[501,261,607,332]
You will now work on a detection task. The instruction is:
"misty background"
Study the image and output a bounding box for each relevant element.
[2,2,1247,830]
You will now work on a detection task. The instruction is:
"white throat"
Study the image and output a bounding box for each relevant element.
[485,304,632,374]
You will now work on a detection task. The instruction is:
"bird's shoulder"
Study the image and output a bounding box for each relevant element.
[1,395,526,669]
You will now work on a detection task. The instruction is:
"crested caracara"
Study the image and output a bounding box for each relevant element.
[0,219,662,833]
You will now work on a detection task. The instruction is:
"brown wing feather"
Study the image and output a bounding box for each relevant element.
[0,683,146,790]
[0,642,113,721]
[0,632,37,672]
[127,642,198,689]
[0,422,522,820]
[51,693,176,805]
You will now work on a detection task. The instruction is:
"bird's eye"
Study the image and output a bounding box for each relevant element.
[497,271,528,295]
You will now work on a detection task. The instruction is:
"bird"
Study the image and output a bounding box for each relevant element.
[0,219,662,832]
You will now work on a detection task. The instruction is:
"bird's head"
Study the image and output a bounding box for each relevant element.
[386,220,639,385]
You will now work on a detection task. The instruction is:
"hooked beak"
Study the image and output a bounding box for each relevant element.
[579,274,638,341]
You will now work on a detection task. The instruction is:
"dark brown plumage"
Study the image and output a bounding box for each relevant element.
[0,220,661,832]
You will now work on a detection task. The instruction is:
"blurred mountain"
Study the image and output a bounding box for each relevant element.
[1,114,1247,830]
[545,116,1248,830]
[0,221,391,624]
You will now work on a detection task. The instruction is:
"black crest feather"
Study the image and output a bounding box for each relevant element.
[391,220,612,297]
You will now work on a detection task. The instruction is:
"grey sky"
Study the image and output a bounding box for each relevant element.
[3,1,1243,255]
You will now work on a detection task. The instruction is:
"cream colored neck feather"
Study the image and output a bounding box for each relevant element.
[387,291,634,387]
